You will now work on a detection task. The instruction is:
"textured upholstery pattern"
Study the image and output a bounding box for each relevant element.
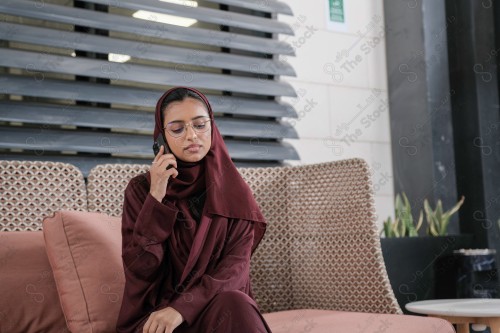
[87,163,150,217]
[0,160,87,231]
[86,158,401,315]
[240,159,401,314]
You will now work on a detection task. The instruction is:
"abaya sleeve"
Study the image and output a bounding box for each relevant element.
[121,179,179,281]
[165,219,255,326]
[117,178,180,332]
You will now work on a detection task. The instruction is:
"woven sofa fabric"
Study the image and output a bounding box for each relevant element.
[86,158,400,315]
[262,309,455,333]
[0,160,87,231]
[237,164,293,312]
[288,159,399,314]
[241,159,400,314]
[0,231,69,333]
[87,163,150,217]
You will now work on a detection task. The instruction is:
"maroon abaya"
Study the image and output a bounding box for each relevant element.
[116,87,271,333]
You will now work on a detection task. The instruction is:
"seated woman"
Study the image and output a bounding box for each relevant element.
[116,87,271,333]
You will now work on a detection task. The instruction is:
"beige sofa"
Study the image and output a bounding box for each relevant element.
[0,159,455,333]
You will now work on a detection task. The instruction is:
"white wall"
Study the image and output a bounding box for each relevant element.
[279,0,394,231]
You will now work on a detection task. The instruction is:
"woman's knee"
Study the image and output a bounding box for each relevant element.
[211,290,252,308]
[206,291,265,331]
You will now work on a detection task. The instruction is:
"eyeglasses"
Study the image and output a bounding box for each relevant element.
[163,117,212,137]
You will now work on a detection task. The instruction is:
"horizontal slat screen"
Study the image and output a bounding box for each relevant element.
[1,1,295,54]
[0,75,296,117]
[0,0,299,176]
[202,0,293,15]
[0,48,296,96]
[0,101,298,139]
[80,0,294,35]
[0,22,296,76]
[0,126,298,159]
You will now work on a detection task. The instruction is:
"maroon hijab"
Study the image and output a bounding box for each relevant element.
[146,86,266,255]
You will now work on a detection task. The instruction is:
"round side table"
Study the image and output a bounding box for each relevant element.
[406,299,500,333]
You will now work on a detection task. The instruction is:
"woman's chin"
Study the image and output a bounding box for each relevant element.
[179,151,206,163]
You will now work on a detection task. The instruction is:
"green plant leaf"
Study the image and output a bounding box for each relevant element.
[416,210,423,232]
[424,199,433,236]
[443,196,465,220]
[390,192,425,237]
[429,216,439,236]
[423,196,465,236]
[402,193,414,236]
[393,218,400,237]
[440,216,450,235]
[436,200,443,223]
[395,194,403,213]
[382,217,393,237]
[398,215,406,237]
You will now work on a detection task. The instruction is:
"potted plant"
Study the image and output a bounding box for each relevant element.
[380,193,472,313]
[424,196,465,236]
[381,193,423,238]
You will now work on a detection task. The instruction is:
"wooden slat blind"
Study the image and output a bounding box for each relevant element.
[0,0,299,176]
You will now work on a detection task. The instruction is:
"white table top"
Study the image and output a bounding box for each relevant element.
[406,299,500,317]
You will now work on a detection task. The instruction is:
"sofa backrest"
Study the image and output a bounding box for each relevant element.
[86,159,401,315]
[241,159,400,315]
[0,160,87,231]
[86,163,149,217]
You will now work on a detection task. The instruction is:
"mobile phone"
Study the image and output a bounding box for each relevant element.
[152,134,174,170]
[153,134,169,156]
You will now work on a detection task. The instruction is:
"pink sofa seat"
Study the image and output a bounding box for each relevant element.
[0,231,69,333]
[0,230,456,333]
[263,309,455,333]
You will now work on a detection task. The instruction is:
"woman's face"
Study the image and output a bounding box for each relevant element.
[162,97,212,163]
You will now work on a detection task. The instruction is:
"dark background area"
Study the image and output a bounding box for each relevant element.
[383,0,500,316]
[384,0,500,264]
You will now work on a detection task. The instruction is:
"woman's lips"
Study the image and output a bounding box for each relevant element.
[185,145,201,152]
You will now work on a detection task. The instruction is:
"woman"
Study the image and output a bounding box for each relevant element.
[116,87,272,333]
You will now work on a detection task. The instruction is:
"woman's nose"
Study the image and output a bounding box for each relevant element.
[185,124,198,139]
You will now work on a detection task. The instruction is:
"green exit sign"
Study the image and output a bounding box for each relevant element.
[329,0,345,23]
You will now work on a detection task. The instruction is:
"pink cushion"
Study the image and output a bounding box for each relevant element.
[263,309,455,333]
[42,210,125,333]
[0,231,69,333]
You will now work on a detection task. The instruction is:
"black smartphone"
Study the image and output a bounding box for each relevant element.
[152,134,174,170]
[153,134,169,156]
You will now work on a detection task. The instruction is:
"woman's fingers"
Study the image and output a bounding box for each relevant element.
[155,154,177,168]
[157,156,177,171]
[148,322,159,333]
[143,308,183,333]
[153,145,164,162]
[153,324,165,333]
[143,315,152,333]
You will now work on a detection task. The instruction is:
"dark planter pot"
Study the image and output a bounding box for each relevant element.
[380,235,473,314]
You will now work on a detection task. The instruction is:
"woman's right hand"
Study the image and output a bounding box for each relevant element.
[143,306,183,333]
[149,145,179,202]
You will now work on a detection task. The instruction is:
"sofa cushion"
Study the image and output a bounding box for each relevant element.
[0,231,69,333]
[262,309,455,333]
[42,210,125,333]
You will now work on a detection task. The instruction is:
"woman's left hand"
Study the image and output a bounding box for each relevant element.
[143,306,184,333]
